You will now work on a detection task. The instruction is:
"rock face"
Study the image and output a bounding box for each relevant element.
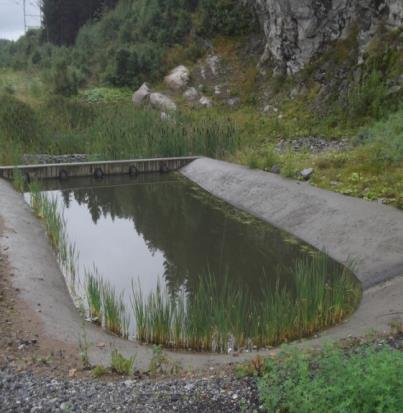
[254,0,403,74]
[164,65,190,91]
[132,83,151,105]
[149,93,177,111]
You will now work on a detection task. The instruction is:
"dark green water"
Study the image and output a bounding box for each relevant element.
[38,173,349,337]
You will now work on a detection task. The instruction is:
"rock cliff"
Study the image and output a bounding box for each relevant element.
[253,0,403,74]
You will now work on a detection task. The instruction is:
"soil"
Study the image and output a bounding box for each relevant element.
[0,217,84,378]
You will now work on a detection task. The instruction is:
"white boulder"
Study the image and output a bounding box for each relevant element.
[164,65,190,91]
[183,87,199,101]
[199,96,213,108]
[132,83,151,106]
[149,93,177,112]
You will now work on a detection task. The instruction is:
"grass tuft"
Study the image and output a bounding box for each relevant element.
[110,349,135,375]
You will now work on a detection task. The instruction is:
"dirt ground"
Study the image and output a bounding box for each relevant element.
[0,218,85,378]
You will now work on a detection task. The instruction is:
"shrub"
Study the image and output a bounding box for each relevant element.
[49,59,80,96]
[0,93,38,146]
[357,106,403,163]
[196,0,257,36]
[258,345,403,413]
[347,70,389,121]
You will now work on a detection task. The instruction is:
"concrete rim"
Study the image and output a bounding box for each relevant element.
[1,159,402,371]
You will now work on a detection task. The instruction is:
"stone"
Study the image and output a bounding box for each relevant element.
[263,105,278,113]
[149,93,177,112]
[206,55,220,77]
[254,0,403,74]
[300,168,314,180]
[387,85,401,96]
[199,96,213,108]
[183,87,199,101]
[160,112,172,122]
[214,85,222,95]
[164,65,190,91]
[132,83,151,106]
[226,97,241,108]
[271,165,281,174]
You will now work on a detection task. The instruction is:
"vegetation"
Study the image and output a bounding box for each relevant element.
[110,349,135,375]
[41,0,119,46]
[131,253,361,352]
[102,280,129,338]
[148,345,182,376]
[0,87,239,165]
[86,269,103,322]
[91,365,109,378]
[0,0,255,89]
[23,178,361,352]
[235,106,403,209]
[258,344,403,413]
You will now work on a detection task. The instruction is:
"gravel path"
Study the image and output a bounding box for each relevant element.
[0,368,261,412]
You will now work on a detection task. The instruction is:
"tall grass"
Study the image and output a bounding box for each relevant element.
[27,182,130,338]
[102,280,129,338]
[28,182,80,295]
[86,267,102,322]
[85,266,129,337]
[0,93,240,164]
[131,253,361,352]
[88,105,239,160]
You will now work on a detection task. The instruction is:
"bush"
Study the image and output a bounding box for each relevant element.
[347,70,390,120]
[259,345,403,413]
[49,59,81,96]
[356,106,403,163]
[0,93,38,145]
[196,0,257,36]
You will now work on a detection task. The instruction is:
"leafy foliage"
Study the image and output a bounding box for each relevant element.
[258,345,403,413]
[41,0,119,46]
[0,0,257,89]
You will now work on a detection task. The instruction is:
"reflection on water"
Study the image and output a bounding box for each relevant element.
[40,174,314,291]
[39,173,323,328]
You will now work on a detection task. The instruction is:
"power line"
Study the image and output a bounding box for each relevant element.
[22,0,41,32]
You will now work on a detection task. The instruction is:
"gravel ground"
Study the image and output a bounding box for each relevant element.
[22,154,89,165]
[0,368,261,413]
[276,136,351,153]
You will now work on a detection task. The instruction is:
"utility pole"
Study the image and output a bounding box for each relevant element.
[23,0,27,33]
[22,0,42,33]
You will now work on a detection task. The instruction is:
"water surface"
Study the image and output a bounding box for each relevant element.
[37,173,344,336]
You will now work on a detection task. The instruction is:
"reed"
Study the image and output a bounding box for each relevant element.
[27,182,130,339]
[131,253,361,352]
[85,268,102,323]
[102,280,129,339]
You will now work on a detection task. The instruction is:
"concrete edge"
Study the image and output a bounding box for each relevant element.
[0,158,402,371]
[181,158,403,290]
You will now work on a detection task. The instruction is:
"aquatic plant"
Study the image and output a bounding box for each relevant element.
[85,268,102,323]
[102,280,129,339]
[131,253,361,352]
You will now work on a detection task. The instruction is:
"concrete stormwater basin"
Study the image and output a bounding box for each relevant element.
[0,157,402,370]
[24,171,360,352]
